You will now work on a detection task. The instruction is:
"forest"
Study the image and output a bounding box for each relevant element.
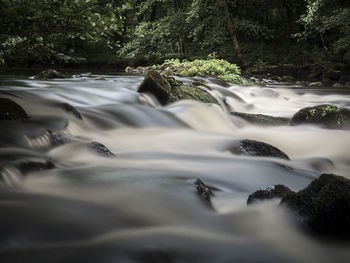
[1,0,349,78]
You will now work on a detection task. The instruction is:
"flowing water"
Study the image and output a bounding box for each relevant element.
[0,73,350,263]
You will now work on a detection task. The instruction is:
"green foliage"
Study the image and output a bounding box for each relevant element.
[157,55,242,84]
[0,0,123,65]
[294,0,350,55]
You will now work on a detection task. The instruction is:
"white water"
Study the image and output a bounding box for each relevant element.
[0,73,349,262]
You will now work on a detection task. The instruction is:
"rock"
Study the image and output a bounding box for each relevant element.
[229,139,290,160]
[290,104,350,129]
[247,185,293,205]
[332,83,342,87]
[307,82,322,87]
[281,174,350,239]
[195,178,214,203]
[125,66,133,73]
[49,131,71,147]
[0,98,30,121]
[231,112,290,126]
[61,103,83,120]
[17,160,55,174]
[138,70,172,105]
[88,141,115,157]
[138,70,217,105]
[34,69,67,79]
[80,72,92,77]
[95,77,106,80]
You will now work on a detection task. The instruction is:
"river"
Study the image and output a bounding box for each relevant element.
[0,72,349,262]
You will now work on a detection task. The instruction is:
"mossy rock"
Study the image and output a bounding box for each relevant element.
[281,174,350,239]
[247,185,293,205]
[34,69,68,79]
[290,104,350,129]
[0,98,30,121]
[228,139,290,160]
[125,66,133,73]
[232,112,290,126]
[308,82,322,87]
[138,70,218,105]
[138,70,172,105]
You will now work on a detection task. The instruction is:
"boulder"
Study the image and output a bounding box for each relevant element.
[247,185,293,205]
[229,139,290,160]
[281,174,350,239]
[231,112,290,126]
[290,104,350,129]
[0,98,30,121]
[34,69,67,79]
[138,70,217,105]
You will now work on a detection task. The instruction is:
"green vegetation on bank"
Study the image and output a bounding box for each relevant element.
[155,55,242,84]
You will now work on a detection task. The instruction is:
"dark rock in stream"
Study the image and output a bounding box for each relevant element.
[34,69,68,79]
[138,70,217,105]
[0,98,30,121]
[229,139,290,160]
[49,131,72,147]
[17,160,55,174]
[281,174,350,239]
[231,112,290,126]
[247,185,293,204]
[290,104,350,129]
[88,141,115,157]
[60,103,83,120]
[195,178,214,204]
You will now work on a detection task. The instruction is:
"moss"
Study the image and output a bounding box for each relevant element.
[125,66,133,73]
[291,104,350,129]
[170,85,216,104]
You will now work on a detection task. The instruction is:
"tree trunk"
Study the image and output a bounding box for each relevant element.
[222,0,241,57]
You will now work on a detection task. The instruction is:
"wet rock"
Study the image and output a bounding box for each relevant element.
[308,82,322,87]
[138,70,217,105]
[34,69,67,79]
[17,160,55,174]
[95,77,106,80]
[229,139,290,160]
[247,185,293,205]
[195,178,214,204]
[80,72,92,77]
[61,103,83,120]
[138,70,172,105]
[281,174,350,239]
[290,104,350,129]
[231,112,290,126]
[0,98,30,121]
[88,141,115,157]
[49,131,72,147]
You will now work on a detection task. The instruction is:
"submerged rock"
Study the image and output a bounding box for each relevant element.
[281,174,350,239]
[138,70,217,105]
[17,160,55,174]
[231,112,290,126]
[88,141,115,157]
[61,103,83,120]
[290,104,350,129]
[0,98,30,121]
[229,139,290,160]
[49,131,72,147]
[247,185,293,204]
[34,69,67,79]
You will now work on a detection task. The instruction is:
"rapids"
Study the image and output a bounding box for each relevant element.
[0,73,349,263]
